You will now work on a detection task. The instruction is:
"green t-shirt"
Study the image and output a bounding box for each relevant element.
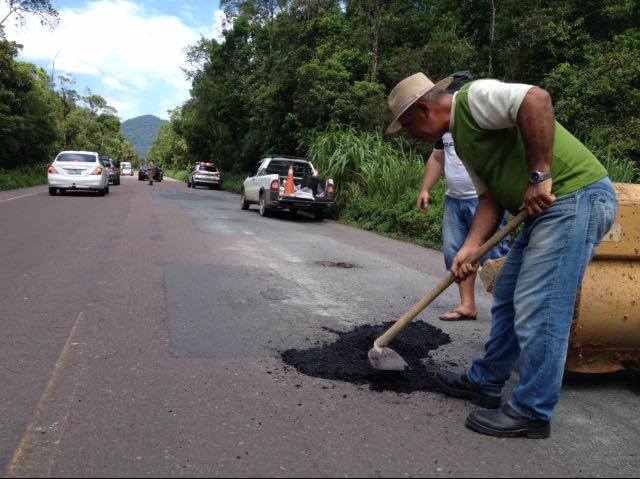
[451,81,608,215]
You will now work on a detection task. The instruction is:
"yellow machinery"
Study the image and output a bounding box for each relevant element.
[568,183,640,373]
[479,183,640,373]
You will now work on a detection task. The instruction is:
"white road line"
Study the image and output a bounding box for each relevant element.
[0,190,44,204]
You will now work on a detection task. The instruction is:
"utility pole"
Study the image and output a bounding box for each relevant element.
[50,49,62,90]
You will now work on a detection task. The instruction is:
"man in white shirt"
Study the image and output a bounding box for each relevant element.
[418,131,509,321]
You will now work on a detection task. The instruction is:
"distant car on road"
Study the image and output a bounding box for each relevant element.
[47,151,110,196]
[138,165,163,182]
[101,156,120,185]
[241,156,335,220]
[120,162,133,176]
[188,163,222,189]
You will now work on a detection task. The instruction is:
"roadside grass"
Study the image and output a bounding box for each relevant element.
[164,169,190,183]
[594,146,639,183]
[0,165,47,192]
[220,171,245,194]
[307,126,445,250]
[584,132,640,183]
[340,182,446,251]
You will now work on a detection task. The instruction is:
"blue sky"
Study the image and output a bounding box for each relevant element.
[2,0,224,120]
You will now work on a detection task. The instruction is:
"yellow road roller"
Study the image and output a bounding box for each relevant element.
[479,183,640,373]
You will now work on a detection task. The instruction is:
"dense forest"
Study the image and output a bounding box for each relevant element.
[150,0,639,173]
[0,1,139,189]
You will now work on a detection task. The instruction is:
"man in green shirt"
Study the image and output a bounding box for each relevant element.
[387,73,617,438]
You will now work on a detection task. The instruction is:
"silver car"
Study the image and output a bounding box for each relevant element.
[47,151,110,196]
[187,163,221,189]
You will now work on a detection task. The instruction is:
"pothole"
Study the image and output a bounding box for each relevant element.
[314,261,358,269]
[281,321,452,393]
[260,288,290,301]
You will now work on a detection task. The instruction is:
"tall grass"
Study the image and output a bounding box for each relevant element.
[306,126,424,205]
[584,137,639,183]
[0,164,47,191]
[597,147,638,183]
[305,125,446,249]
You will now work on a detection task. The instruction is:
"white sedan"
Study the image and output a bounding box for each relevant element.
[47,151,110,196]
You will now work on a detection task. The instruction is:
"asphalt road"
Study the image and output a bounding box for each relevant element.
[1,177,638,477]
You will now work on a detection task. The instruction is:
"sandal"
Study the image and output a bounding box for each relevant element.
[439,310,477,321]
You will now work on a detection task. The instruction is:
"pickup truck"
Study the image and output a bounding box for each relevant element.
[241,156,335,220]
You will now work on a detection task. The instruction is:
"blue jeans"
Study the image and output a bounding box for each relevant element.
[467,178,618,421]
[443,196,510,270]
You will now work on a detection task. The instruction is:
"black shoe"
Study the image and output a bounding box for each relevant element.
[435,371,501,409]
[465,404,551,439]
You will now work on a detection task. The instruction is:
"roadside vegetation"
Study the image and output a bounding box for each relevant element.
[146,1,637,248]
[0,5,140,192]
[0,164,47,191]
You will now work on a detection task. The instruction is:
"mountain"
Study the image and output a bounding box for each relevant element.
[121,114,167,159]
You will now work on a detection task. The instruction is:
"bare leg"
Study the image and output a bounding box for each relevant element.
[440,272,478,320]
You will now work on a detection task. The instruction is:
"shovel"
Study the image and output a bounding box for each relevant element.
[368,210,528,371]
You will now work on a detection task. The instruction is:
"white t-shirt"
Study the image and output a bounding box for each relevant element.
[449,79,535,196]
[434,133,477,200]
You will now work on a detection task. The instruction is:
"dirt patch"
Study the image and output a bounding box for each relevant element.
[281,321,451,393]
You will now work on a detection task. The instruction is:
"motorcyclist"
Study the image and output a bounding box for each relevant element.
[147,161,156,185]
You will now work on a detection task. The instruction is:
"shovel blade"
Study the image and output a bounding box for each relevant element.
[368,346,409,371]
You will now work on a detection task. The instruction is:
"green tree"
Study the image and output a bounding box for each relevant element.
[0,0,59,33]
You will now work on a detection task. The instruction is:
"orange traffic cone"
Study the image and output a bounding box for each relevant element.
[284,163,295,196]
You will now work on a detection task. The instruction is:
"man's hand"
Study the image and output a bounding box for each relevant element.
[450,243,481,282]
[417,190,430,213]
[523,178,555,216]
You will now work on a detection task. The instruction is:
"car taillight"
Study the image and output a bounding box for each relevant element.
[327,183,335,196]
[48,165,58,174]
[213,172,220,177]
[91,167,103,175]
[270,179,279,193]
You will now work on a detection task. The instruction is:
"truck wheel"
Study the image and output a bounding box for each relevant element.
[241,190,250,210]
[315,210,325,221]
[259,194,270,217]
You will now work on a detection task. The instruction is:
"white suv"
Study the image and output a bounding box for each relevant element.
[47,151,110,196]
[121,162,133,176]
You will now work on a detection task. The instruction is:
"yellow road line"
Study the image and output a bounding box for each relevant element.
[5,311,87,477]
[45,361,87,477]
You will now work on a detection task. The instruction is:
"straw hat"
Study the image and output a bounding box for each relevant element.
[386,73,453,135]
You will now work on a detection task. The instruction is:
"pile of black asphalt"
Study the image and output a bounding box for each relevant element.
[281,321,451,393]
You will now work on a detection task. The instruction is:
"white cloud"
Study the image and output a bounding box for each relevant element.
[103,76,127,91]
[2,0,224,118]
[110,97,140,119]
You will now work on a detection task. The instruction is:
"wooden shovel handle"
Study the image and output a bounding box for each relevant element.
[375,210,528,349]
